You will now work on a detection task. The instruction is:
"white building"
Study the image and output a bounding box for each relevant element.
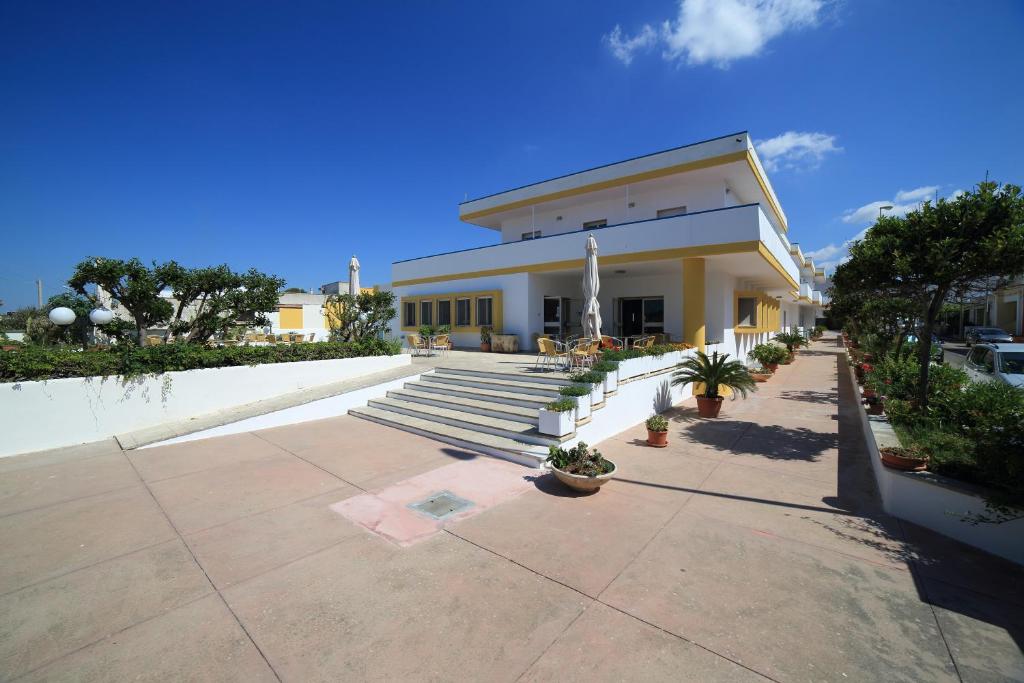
[389,131,827,360]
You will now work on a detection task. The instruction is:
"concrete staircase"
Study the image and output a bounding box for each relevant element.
[348,367,579,467]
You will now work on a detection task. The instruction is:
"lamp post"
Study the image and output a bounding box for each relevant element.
[879,204,894,219]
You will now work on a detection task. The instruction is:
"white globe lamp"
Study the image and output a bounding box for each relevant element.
[48,307,77,326]
[89,307,114,325]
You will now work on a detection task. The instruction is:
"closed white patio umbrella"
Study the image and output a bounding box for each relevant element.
[582,234,601,339]
[348,255,361,296]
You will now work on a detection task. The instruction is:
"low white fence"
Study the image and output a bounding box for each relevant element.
[0,354,410,458]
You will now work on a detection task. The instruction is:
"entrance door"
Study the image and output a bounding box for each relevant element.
[621,299,643,337]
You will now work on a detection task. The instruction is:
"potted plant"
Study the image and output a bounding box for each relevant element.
[569,370,606,407]
[748,343,788,373]
[557,384,592,421]
[546,441,616,493]
[774,327,809,357]
[479,325,492,352]
[646,414,669,447]
[538,399,575,436]
[879,445,928,471]
[671,350,756,418]
[419,325,435,339]
[592,360,619,393]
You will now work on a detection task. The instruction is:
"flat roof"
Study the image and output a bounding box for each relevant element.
[458,131,788,232]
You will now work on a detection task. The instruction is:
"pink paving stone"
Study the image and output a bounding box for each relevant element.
[330,456,535,546]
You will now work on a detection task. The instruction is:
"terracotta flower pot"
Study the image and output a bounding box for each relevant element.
[879,447,928,472]
[765,363,779,373]
[696,395,724,418]
[480,343,491,352]
[550,460,617,493]
[751,373,772,383]
[862,387,876,400]
[646,429,668,448]
[867,401,884,415]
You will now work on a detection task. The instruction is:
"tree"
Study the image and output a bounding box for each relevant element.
[835,182,1024,409]
[68,258,173,346]
[161,264,284,344]
[0,307,36,333]
[324,290,396,342]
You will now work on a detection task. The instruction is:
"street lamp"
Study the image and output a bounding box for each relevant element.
[879,204,894,218]
[48,307,76,326]
[89,307,114,325]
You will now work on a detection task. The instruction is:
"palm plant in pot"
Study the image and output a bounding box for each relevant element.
[774,327,809,360]
[546,441,616,493]
[479,325,492,352]
[671,350,756,418]
[646,414,669,447]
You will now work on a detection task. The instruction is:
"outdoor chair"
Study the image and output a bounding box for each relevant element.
[535,337,569,371]
[267,334,278,343]
[430,334,450,357]
[144,336,164,347]
[570,338,600,369]
[600,335,623,351]
[406,333,427,357]
[306,333,316,342]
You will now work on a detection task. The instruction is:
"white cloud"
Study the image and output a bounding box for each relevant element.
[606,0,826,69]
[754,131,840,172]
[811,186,963,272]
[894,186,938,203]
[604,24,658,65]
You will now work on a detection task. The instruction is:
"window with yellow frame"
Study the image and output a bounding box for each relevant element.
[400,290,502,333]
[733,291,779,333]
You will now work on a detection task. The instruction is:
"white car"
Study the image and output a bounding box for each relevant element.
[963,343,1024,388]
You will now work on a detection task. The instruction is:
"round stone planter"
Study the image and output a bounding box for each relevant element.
[550,460,617,493]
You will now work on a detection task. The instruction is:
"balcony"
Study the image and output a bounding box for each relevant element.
[798,283,813,300]
[393,203,799,290]
[812,290,823,305]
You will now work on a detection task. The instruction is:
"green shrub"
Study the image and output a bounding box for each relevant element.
[600,343,679,363]
[774,327,809,353]
[545,398,576,412]
[646,414,669,432]
[569,370,606,385]
[592,360,619,373]
[0,338,401,382]
[748,343,788,367]
[558,384,592,398]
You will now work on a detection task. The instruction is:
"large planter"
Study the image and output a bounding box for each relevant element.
[646,429,668,448]
[571,394,592,422]
[751,372,772,383]
[587,382,604,407]
[603,369,618,394]
[550,460,617,493]
[765,362,779,373]
[696,395,724,418]
[538,408,574,437]
[880,447,928,472]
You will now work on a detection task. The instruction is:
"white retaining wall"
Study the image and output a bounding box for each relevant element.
[0,354,410,458]
[853,366,1024,565]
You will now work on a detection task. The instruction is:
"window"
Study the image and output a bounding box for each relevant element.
[456,298,471,327]
[582,219,607,229]
[656,206,687,218]
[737,297,759,327]
[981,350,995,373]
[642,297,664,334]
[437,299,451,326]
[521,230,541,240]
[476,297,493,327]
[968,347,987,366]
[403,301,416,327]
[419,300,432,327]
[1000,352,1024,374]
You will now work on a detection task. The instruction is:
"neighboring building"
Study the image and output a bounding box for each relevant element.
[266,292,332,339]
[319,281,348,295]
[388,131,829,359]
[946,277,1024,337]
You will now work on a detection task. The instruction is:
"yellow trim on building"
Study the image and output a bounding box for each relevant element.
[733,290,779,334]
[681,258,706,352]
[756,242,800,290]
[744,152,788,232]
[400,289,503,334]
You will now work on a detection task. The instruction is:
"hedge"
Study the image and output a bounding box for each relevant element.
[0,338,402,382]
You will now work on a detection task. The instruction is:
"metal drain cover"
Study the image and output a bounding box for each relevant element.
[407,490,474,520]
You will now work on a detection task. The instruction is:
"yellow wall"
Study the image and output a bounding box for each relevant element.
[278,307,303,329]
[733,291,778,334]
[681,258,706,351]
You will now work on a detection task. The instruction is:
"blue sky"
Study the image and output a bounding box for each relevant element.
[2,0,1023,309]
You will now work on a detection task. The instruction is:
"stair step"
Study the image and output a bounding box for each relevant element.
[420,372,564,398]
[403,381,555,409]
[348,406,550,468]
[387,388,538,423]
[366,397,564,446]
[435,366,575,386]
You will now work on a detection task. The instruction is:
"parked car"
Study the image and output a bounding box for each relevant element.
[906,333,943,362]
[965,326,1013,345]
[963,343,1024,388]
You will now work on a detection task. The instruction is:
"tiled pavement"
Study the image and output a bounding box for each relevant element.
[0,338,1021,681]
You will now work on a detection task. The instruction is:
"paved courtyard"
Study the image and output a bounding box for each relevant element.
[1,340,1022,681]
